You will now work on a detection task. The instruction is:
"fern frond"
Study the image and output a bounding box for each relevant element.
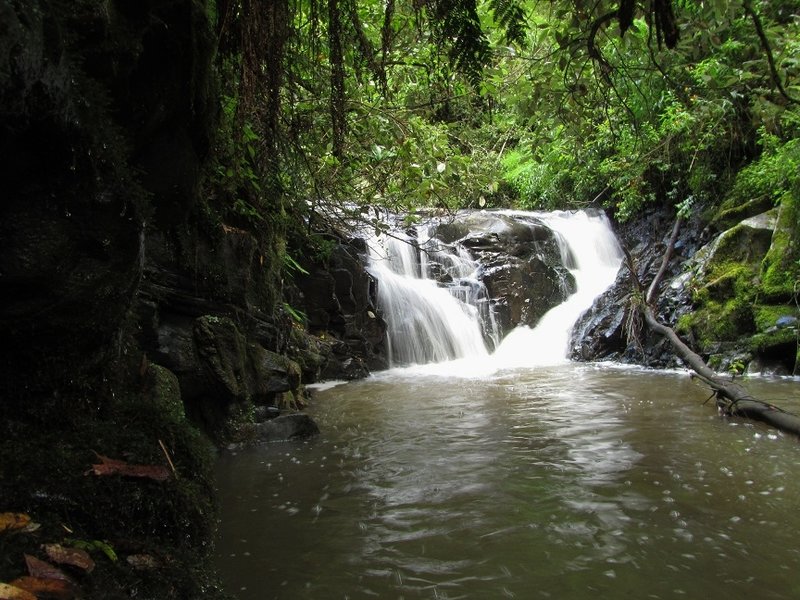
[488,0,528,48]
[430,0,490,84]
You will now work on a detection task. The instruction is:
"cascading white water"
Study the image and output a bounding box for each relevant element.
[368,232,491,365]
[368,210,622,374]
[491,210,623,367]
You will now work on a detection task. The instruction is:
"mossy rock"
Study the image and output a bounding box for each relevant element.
[753,304,800,333]
[681,297,756,351]
[711,195,775,232]
[143,363,186,423]
[759,191,800,301]
[710,212,776,266]
[696,263,754,303]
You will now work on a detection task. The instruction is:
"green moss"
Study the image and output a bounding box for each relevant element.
[748,327,798,352]
[753,304,800,332]
[760,190,800,300]
[697,262,753,302]
[711,196,775,232]
[713,220,774,266]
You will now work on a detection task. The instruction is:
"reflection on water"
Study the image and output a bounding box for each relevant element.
[214,365,800,599]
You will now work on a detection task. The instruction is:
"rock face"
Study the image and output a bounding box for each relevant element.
[135,222,310,441]
[432,212,576,339]
[290,238,387,379]
[0,0,215,397]
[0,3,235,598]
[570,200,799,375]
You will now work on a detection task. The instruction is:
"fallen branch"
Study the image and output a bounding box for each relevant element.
[622,228,800,437]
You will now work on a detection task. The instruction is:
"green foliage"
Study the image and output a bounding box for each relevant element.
[489,0,529,47]
[282,302,309,324]
[64,538,118,562]
[728,136,800,208]
[211,0,800,272]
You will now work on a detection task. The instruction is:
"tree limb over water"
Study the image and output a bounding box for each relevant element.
[622,220,800,438]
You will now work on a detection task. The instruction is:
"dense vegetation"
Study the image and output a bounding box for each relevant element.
[0,1,797,598]
[211,0,798,374]
[211,0,799,230]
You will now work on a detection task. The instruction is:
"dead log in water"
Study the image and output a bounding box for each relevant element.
[622,221,800,438]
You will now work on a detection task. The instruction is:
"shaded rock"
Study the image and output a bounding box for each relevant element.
[292,238,387,377]
[250,414,320,443]
[139,314,304,441]
[142,363,186,423]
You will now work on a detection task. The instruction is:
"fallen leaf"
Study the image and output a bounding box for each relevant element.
[0,582,36,600]
[42,544,95,573]
[23,555,73,583]
[126,554,161,570]
[88,454,171,482]
[8,577,75,600]
[0,513,30,533]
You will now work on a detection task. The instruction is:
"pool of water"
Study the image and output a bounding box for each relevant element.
[214,364,800,599]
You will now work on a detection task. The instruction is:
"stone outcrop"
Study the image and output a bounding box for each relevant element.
[432,212,576,338]
[570,200,799,375]
[290,238,387,379]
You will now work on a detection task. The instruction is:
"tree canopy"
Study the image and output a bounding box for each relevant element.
[207,0,799,248]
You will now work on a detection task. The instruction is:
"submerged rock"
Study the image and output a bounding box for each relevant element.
[249,414,321,443]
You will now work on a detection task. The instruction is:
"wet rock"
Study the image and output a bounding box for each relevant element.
[250,414,320,443]
[292,239,387,377]
[570,206,704,368]
[432,211,576,336]
[570,203,799,373]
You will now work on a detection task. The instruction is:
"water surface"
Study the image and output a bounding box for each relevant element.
[215,365,800,599]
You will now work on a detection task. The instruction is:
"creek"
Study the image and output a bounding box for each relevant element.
[214,211,800,599]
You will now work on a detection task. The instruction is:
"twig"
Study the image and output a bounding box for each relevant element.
[158,439,177,478]
[742,0,799,105]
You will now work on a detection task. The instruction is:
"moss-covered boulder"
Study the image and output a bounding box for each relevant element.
[677,206,799,374]
[182,315,305,442]
[759,191,800,301]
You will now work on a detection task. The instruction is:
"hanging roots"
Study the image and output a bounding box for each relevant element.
[624,294,645,357]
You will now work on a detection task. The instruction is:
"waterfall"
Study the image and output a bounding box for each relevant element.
[367,231,493,365]
[491,210,623,368]
[367,210,622,373]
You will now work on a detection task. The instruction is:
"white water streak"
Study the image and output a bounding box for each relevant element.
[491,210,623,369]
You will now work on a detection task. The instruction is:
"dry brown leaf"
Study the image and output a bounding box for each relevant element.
[23,555,73,584]
[41,544,95,573]
[126,554,161,570]
[0,582,37,600]
[8,577,76,600]
[88,454,171,482]
[0,513,30,533]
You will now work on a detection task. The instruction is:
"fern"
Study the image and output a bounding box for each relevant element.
[489,0,528,48]
[430,0,490,84]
